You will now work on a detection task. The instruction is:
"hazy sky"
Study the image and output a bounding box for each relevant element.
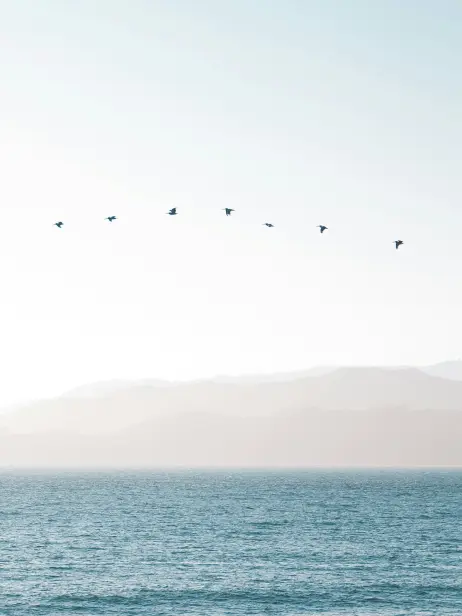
[0,0,461,405]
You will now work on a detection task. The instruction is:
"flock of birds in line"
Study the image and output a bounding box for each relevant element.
[52,208,405,250]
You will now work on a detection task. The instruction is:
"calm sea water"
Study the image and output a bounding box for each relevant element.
[0,470,461,615]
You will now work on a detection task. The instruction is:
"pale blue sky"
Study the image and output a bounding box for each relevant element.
[0,0,461,404]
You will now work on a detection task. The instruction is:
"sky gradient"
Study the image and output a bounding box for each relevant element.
[0,0,461,405]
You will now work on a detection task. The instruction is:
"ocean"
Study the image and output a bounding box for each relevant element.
[0,470,460,615]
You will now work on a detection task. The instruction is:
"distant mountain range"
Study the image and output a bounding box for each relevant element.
[57,368,337,399]
[57,360,462,401]
[0,363,461,468]
[421,360,462,381]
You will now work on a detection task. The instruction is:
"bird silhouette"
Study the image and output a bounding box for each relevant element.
[394,240,404,250]
[105,216,117,222]
[167,208,177,216]
[223,208,234,216]
[263,223,274,227]
[317,225,328,233]
[54,222,63,229]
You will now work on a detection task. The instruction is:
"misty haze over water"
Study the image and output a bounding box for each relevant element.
[1,363,461,469]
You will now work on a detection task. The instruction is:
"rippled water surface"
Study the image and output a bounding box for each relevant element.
[0,470,461,615]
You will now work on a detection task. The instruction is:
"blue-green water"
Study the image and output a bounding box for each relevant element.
[0,470,461,615]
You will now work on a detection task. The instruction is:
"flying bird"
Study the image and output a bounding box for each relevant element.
[263,223,274,227]
[54,222,63,229]
[223,208,234,216]
[317,225,328,233]
[167,208,177,216]
[105,216,117,222]
[394,240,404,250]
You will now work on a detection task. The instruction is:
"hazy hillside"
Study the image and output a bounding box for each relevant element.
[59,369,337,399]
[209,366,337,383]
[3,367,462,436]
[61,379,175,399]
[0,366,461,467]
[0,407,460,468]
[422,360,462,381]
